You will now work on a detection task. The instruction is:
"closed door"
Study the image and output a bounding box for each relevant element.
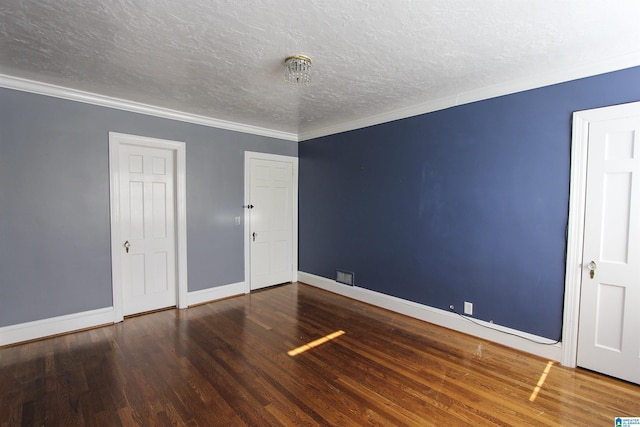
[249,158,294,290]
[577,115,640,384]
[119,144,177,315]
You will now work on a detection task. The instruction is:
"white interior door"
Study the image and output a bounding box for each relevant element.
[247,155,296,290]
[118,143,177,315]
[577,115,640,384]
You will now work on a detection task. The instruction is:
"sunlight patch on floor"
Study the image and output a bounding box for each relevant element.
[288,330,346,356]
[529,361,554,402]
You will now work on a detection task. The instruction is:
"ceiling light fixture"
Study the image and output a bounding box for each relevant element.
[284,55,312,85]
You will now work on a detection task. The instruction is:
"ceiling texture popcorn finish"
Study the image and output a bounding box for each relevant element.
[1,0,640,139]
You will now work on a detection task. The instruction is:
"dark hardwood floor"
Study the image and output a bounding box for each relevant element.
[1,282,638,426]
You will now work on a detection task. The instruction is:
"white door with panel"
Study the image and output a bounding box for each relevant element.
[577,114,640,384]
[119,144,177,315]
[248,157,295,290]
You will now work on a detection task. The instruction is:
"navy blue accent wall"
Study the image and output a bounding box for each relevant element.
[0,88,296,327]
[299,66,640,340]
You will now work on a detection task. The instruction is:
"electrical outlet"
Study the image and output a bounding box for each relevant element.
[464,301,473,316]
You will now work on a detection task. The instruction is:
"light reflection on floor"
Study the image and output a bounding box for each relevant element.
[288,330,346,356]
[530,361,554,402]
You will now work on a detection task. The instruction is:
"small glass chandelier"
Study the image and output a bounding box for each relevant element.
[284,55,312,85]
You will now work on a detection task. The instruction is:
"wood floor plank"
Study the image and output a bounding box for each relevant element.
[1,282,639,426]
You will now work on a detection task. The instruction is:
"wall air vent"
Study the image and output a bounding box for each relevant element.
[336,270,354,286]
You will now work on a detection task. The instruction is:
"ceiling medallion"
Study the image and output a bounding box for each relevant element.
[284,55,312,85]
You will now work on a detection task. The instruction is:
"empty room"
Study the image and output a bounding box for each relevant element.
[1,1,640,425]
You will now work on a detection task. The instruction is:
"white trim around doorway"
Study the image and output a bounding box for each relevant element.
[561,101,640,367]
[108,132,188,322]
[243,151,299,294]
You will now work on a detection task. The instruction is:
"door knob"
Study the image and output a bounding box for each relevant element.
[252,232,257,242]
[587,260,597,279]
[124,240,131,253]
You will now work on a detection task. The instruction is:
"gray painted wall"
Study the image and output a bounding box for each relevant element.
[0,87,297,327]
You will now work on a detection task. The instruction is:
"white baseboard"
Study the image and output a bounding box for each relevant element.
[298,272,562,362]
[0,282,246,347]
[2,276,561,362]
[0,307,115,347]
[187,281,245,306]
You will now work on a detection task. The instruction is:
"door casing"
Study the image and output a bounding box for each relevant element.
[109,132,188,322]
[244,151,298,293]
[562,101,640,367]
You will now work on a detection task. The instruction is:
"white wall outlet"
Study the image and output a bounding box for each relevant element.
[234,216,241,225]
[464,301,473,316]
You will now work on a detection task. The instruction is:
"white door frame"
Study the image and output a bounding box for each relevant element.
[561,101,640,367]
[244,151,298,293]
[109,132,188,322]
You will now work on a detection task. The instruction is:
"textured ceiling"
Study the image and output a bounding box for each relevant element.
[2,0,640,139]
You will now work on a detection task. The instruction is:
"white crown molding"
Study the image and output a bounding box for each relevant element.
[298,52,640,141]
[4,52,640,144]
[298,271,562,362]
[0,74,298,142]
